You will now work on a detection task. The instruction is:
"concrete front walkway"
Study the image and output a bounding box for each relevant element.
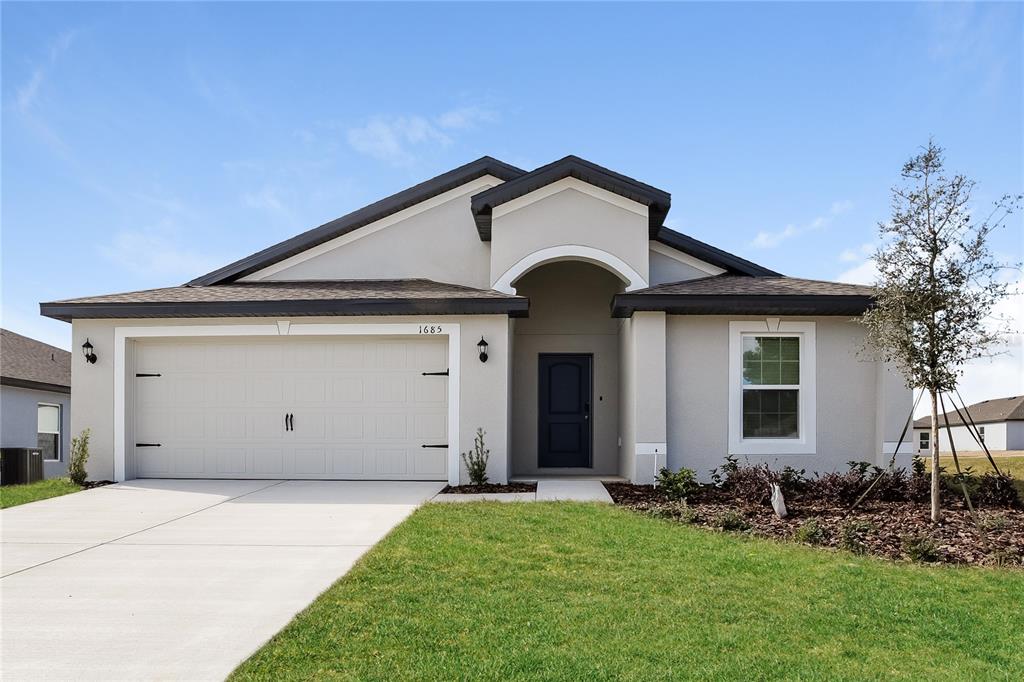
[432,479,613,503]
[0,479,442,681]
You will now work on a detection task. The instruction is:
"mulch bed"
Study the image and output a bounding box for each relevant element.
[82,480,114,490]
[440,482,537,494]
[605,483,1024,567]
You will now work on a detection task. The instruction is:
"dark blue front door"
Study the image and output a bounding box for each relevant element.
[538,354,593,468]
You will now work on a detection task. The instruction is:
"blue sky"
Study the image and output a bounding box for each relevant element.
[3,1,1021,410]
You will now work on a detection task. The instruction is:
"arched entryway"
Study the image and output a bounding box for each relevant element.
[509,260,624,476]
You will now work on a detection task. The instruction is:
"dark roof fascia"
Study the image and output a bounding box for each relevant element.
[188,157,526,286]
[0,376,71,394]
[40,297,530,322]
[471,155,671,240]
[611,294,873,318]
[913,418,1021,429]
[653,229,782,277]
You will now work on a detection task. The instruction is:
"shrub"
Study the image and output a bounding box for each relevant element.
[901,533,940,563]
[460,428,489,486]
[711,457,772,504]
[793,518,826,545]
[972,472,1022,509]
[714,510,751,532]
[68,429,91,486]
[778,466,809,496]
[839,520,874,555]
[656,466,698,501]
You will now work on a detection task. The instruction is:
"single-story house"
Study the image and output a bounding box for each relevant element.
[913,395,1024,454]
[1,329,72,478]
[41,155,911,485]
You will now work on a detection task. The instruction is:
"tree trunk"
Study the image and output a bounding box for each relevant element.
[930,389,941,522]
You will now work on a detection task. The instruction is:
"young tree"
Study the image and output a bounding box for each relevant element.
[860,140,1020,522]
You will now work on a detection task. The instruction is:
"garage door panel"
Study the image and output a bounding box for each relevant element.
[133,336,448,480]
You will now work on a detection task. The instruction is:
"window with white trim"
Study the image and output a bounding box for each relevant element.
[919,431,930,451]
[728,321,816,455]
[978,426,985,443]
[38,403,61,461]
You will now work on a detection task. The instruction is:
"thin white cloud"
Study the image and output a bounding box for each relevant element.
[837,259,878,285]
[15,29,77,115]
[751,200,853,249]
[839,242,875,263]
[98,221,221,280]
[346,105,499,167]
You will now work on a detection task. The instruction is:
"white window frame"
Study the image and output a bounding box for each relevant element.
[728,320,816,455]
[38,402,62,461]
[919,431,930,452]
[978,425,985,443]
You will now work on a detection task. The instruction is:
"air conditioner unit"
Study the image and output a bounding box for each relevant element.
[0,448,45,486]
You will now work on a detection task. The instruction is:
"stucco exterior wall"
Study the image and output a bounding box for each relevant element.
[1,385,71,479]
[70,314,511,484]
[244,177,499,288]
[648,248,718,285]
[510,262,621,475]
[489,182,650,289]
[666,316,911,480]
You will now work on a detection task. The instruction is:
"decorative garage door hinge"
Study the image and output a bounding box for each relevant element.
[421,444,449,449]
[135,373,162,377]
[421,369,449,376]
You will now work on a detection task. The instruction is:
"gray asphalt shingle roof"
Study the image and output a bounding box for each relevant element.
[0,328,71,392]
[914,395,1024,428]
[40,279,529,321]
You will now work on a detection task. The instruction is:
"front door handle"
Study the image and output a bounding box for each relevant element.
[584,402,590,420]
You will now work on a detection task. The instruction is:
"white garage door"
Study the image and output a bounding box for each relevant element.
[132,336,449,480]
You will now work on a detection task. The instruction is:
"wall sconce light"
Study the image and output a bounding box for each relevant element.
[82,338,97,364]
[477,336,489,363]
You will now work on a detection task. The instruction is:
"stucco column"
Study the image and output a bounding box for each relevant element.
[875,361,913,470]
[627,312,667,483]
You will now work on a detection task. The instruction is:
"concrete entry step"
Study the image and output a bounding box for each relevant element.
[535,479,613,503]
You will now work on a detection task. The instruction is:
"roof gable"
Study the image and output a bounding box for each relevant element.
[652,229,781,277]
[471,155,671,240]
[189,156,525,286]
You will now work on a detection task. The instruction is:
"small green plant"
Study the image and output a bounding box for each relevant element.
[978,513,1009,532]
[68,428,91,486]
[656,466,698,501]
[714,509,751,532]
[839,520,874,555]
[793,518,826,545]
[460,428,489,486]
[901,532,940,563]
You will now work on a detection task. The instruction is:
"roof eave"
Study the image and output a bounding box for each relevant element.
[40,297,530,322]
[0,376,71,394]
[611,294,874,318]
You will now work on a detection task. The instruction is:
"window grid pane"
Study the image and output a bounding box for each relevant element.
[742,389,799,438]
[742,336,799,386]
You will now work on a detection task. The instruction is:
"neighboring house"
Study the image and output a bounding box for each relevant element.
[40,155,911,485]
[1,329,72,478]
[913,395,1024,454]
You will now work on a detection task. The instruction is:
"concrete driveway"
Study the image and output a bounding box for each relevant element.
[1,479,442,681]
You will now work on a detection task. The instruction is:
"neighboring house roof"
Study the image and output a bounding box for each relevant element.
[40,280,529,321]
[471,155,672,240]
[611,275,874,317]
[188,156,526,286]
[913,395,1024,429]
[0,328,71,393]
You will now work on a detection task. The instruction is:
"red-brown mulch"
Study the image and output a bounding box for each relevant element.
[604,483,1024,567]
[82,480,114,490]
[440,482,537,494]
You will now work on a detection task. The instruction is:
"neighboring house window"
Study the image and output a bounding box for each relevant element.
[978,426,985,443]
[38,403,61,461]
[728,321,816,455]
[919,431,930,451]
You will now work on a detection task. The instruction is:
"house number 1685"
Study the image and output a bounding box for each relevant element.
[418,325,442,334]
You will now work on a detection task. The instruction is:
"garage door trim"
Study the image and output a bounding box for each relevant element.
[114,322,461,485]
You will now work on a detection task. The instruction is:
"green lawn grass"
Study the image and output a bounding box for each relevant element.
[939,455,1024,496]
[0,478,81,509]
[232,502,1024,681]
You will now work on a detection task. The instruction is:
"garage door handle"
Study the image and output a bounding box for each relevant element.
[136,443,162,447]
[421,444,448,449]
[421,369,449,376]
